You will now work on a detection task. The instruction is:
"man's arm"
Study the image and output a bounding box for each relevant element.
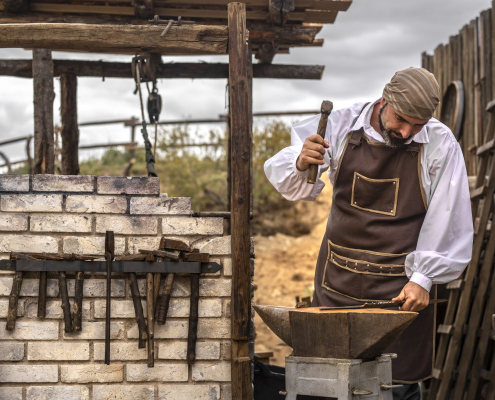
[264,104,365,201]
[399,127,473,311]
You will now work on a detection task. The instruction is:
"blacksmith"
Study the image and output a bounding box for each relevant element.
[264,67,473,400]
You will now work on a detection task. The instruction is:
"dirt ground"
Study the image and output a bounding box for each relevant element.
[253,174,333,366]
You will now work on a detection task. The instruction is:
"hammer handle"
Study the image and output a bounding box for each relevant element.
[307,111,331,184]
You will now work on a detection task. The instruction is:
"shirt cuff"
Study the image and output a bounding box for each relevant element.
[409,272,433,292]
[293,156,309,177]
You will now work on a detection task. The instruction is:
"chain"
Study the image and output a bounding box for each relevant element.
[135,65,157,178]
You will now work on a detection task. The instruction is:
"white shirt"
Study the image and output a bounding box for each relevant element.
[264,100,473,292]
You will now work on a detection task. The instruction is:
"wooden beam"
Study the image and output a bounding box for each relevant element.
[0,13,322,44]
[228,3,252,399]
[60,73,79,175]
[0,3,338,23]
[0,23,228,55]
[0,59,324,80]
[19,0,352,11]
[3,0,29,13]
[32,49,54,174]
[269,0,294,25]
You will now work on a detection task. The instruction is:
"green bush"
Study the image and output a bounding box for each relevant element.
[14,119,297,233]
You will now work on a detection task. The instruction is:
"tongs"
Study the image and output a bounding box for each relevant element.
[320,299,447,311]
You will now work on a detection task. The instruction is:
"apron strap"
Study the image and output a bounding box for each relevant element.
[348,103,370,149]
[406,142,421,157]
[349,130,364,148]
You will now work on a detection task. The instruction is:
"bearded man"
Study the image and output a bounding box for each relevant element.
[264,67,473,400]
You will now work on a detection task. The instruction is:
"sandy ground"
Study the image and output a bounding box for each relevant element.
[253,175,333,366]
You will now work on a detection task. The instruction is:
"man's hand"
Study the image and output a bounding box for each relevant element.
[296,134,330,172]
[392,281,429,312]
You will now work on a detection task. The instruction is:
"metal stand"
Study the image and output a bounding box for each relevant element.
[282,354,400,400]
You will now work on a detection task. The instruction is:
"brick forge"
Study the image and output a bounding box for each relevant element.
[0,175,235,400]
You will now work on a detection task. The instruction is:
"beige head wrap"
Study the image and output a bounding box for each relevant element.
[382,67,440,120]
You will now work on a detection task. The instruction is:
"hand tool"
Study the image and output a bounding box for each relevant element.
[38,271,47,318]
[105,231,115,365]
[129,272,148,348]
[155,238,191,326]
[6,269,23,331]
[320,299,447,311]
[187,251,209,364]
[146,271,155,367]
[187,272,200,364]
[156,272,174,325]
[307,100,333,184]
[73,271,84,331]
[59,271,73,333]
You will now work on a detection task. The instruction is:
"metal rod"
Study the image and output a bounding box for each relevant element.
[0,135,33,147]
[129,272,147,348]
[37,271,47,318]
[59,271,73,333]
[105,231,115,365]
[0,260,221,273]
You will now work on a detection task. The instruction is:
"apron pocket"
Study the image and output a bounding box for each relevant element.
[321,244,407,302]
[351,172,399,216]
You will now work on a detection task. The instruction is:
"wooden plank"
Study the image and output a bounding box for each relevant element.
[20,0,353,12]
[472,110,495,218]
[476,138,495,155]
[228,3,253,399]
[465,244,495,398]
[32,48,55,174]
[1,2,342,23]
[471,185,486,200]
[0,59,324,80]
[446,279,464,290]
[452,196,495,399]
[438,324,454,335]
[60,73,79,175]
[0,23,228,55]
[436,107,495,400]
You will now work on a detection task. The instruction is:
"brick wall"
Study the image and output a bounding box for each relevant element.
[0,174,235,400]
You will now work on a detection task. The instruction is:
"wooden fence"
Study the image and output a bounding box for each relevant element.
[422,5,494,175]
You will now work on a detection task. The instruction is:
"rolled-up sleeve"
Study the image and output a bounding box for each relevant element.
[405,138,473,292]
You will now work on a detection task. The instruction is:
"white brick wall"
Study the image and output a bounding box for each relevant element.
[0,174,243,399]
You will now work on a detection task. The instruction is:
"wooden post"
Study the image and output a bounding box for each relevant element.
[32,49,55,174]
[60,73,80,175]
[228,3,253,399]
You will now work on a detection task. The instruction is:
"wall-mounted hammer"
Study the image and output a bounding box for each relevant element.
[307,100,333,184]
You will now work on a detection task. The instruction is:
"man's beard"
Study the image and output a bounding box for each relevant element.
[378,104,409,149]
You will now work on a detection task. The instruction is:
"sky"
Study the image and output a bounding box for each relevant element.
[0,0,492,165]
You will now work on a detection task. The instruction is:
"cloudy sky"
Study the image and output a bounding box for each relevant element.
[0,0,492,164]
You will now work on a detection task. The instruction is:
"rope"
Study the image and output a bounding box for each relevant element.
[135,65,157,178]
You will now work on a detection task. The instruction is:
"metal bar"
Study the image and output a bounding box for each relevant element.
[105,231,114,365]
[0,260,221,273]
[0,135,32,147]
[79,118,138,127]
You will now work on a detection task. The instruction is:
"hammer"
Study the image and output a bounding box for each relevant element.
[307,100,333,184]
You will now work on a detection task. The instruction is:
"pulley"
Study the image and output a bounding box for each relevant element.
[147,83,162,124]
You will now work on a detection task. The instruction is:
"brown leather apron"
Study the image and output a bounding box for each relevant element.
[312,124,435,383]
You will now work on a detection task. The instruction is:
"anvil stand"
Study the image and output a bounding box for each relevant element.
[281,353,401,400]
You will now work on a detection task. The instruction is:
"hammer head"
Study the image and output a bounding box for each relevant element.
[321,100,333,115]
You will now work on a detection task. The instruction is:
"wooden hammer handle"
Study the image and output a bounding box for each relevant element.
[307,100,333,184]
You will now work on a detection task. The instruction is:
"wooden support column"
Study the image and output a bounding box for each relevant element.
[228,3,253,400]
[32,49,55,174]
[60,73,79,175]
